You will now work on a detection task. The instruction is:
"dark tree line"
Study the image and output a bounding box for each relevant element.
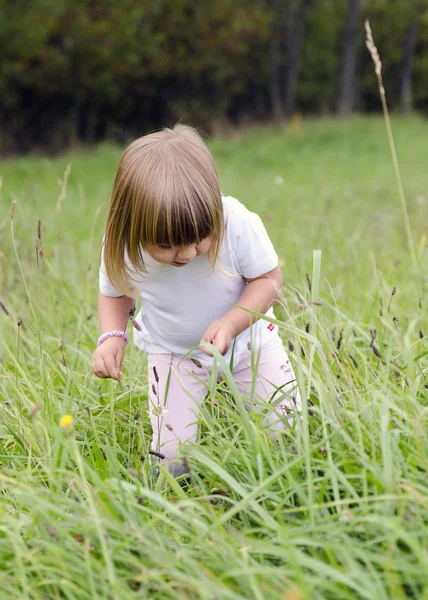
[0,0,427,154]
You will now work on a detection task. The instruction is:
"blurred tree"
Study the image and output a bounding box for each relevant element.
[399,3,422,114]
[269,0,283,119]
[283,0,311,117]
[297,0,345,113]
[413,5,428,110]
[268,0,312,118]
[337,0,361,116]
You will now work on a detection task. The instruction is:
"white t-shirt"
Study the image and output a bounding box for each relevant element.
[99,196,280,368]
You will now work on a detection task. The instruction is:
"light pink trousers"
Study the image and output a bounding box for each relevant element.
[147,336,301,475]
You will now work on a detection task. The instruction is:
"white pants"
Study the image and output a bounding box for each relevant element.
[147,336,301,474]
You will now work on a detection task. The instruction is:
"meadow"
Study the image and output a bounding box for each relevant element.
[1,116,428,599]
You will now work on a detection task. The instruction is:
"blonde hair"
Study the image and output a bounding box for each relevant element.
[103,124,224,295]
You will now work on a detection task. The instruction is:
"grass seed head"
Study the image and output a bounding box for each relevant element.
[0,301,10,316]
[370,341,382,358]
[337,328,344,350]
[132,319,142,332]
[365,20,382,78]
[44,524,60,540]
[29,404,41,419]
[348,354,358,369]
[148,450,165,459]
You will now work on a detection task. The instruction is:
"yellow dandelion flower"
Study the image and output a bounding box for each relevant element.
[59,414,74,429]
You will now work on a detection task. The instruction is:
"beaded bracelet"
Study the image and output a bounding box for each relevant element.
[97,330,129,347]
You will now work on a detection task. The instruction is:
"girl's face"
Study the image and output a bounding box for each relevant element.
[145,237,213,267]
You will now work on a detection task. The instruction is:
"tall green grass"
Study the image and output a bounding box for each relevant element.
[1,117,428,599]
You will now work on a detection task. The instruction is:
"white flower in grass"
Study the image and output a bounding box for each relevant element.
[147,406,170,419]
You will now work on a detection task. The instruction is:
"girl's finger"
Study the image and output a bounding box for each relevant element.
[103,356,118,380]
[199,343,213,356]
[213,331,227,355]
[92,358,109,378]
[201,323,220,344]
[115,346,126,377]
[200,331,213,344]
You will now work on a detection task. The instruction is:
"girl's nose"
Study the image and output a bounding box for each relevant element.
[177,245,197,261]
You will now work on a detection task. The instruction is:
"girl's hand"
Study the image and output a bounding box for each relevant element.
[92,336,127,380]
[200,319,235,356]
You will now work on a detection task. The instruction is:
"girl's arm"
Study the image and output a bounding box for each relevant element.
[200,265,282,355]
[92,292,135,380]
[98,291,134,333]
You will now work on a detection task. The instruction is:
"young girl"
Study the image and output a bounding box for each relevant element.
[92,124,301,475]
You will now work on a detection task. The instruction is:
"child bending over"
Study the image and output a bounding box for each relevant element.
[92,124,301,475]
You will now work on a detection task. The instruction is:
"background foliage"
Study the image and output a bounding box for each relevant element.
[1,0,428,153]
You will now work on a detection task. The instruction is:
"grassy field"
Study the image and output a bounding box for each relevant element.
[1,116,428,599]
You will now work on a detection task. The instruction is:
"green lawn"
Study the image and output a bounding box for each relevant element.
[1,116,428,599]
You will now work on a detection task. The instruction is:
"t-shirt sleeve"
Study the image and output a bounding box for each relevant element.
[229,199,279,279]
[99,241,124,297]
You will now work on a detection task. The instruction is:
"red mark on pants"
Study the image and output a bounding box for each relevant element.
[267,323,275,332]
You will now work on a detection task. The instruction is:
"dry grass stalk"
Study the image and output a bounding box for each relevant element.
[56,163,72,213]
[10,199,16,220]
[365,20,418,272]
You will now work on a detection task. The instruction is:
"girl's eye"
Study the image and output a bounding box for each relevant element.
[158,245,171,250]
